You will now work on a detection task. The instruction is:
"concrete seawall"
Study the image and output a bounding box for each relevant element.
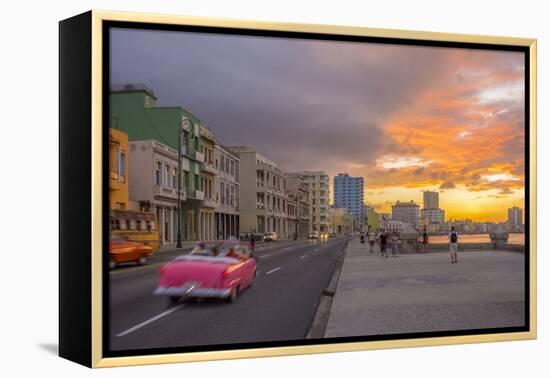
[423,242,525,253]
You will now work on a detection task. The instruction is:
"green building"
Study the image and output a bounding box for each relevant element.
[110,83,205,242]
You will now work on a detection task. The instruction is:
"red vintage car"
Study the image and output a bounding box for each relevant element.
[109,235,153,269]
[154,241,257,304]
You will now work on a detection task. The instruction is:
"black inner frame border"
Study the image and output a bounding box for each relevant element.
[102,20,531,359]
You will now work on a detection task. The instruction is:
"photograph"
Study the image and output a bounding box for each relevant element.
[106,24,528,355]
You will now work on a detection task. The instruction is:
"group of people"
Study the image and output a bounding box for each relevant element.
[358,226,460,264]
[360,228,399,258]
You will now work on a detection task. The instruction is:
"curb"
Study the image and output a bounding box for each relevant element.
[305,240,348,339]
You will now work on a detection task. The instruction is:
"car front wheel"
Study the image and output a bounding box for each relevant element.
[228,286,239,303]
[168,296,180,306]
[138,256,147,265]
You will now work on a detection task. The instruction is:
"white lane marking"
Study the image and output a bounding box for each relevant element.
[265,267,281,275]
[300,255,307,259]
[116,304,184,337]
[314,248,319,252]
[261,254,271,258]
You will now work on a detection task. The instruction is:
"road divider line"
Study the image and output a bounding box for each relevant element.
[300,255,307,259]
[265,267,281,275]
[116,304,184,337]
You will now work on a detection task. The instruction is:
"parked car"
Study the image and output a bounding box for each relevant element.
[309,231,319,239]
[320,232,329,240]
[263,232,278,242]
[154,240,257,304]
[239,232,263,242]
[109,235,153,269]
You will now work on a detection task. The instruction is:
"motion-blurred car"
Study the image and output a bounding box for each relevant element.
[154,241,257,304]
[109,235,153,269]
[263,232,278,242]
[309,231,319,239]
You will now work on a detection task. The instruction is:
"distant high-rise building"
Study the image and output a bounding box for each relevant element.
[421,208,445,224]
[392,200,420,229]
[334,173,365,230]
[508,206,523,226]
[423,191,439,209]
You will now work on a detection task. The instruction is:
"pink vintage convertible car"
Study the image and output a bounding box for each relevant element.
[154,241,257,304]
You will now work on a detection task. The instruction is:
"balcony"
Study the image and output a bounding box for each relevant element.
[195,151,205,163]
[194,190,205,201]
[201,162,218,175]
[153,185,181,200]
[203,197,218,208]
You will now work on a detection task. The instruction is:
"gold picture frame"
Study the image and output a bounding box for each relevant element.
[59,10,537,368]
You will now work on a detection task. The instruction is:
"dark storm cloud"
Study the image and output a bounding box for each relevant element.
[110,28,453,175]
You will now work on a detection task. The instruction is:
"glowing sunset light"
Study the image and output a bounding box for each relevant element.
[483,173,520,182]
[377,156,432,170]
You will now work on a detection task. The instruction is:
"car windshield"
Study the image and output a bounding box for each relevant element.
[191,241,241,256]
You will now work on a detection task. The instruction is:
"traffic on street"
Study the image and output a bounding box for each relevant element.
[109,236,349,351]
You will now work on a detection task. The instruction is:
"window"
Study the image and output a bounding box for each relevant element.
[155,162,161,185]
[119,151,126,182]
[221,155,225,171]
[172,167,177,189]
[165,164,170,186]
[230,160,235,175]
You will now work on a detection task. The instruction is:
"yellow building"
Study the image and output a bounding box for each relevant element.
[109,128,129,210]
[109,128,161,251]
[330,207,352,235]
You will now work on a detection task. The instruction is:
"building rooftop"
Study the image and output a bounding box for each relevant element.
[110,83,158,100]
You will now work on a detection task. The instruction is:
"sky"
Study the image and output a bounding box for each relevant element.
[110,28,525,222]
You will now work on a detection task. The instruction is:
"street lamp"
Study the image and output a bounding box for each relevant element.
[176,118,190,248]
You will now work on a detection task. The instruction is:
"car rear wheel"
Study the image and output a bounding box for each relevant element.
[137,256,147,265]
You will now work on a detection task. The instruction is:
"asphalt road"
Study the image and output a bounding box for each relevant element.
[109,237,349,351]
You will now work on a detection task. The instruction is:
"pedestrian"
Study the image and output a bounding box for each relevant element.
[250,234,256,252]
[448,226,459,263]
[422,226,429,253]
[379,230,388,258]
[368,227,376,253]
[360,232,366,248]
[390,231,399,257]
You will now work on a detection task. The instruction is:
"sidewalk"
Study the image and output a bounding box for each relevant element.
[325,238,525,337]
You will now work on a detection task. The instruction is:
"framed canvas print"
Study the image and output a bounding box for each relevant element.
[59,10,537,368]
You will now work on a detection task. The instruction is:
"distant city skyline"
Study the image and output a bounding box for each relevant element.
[111,28,525,223]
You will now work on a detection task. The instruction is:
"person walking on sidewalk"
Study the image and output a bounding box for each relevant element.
[360,231,366,248]
[390,231,399,257]
[378,230,388,258]
[448,226,459,263]
[368,227,376,254]
[422,226,429,253]
[250,234,256,252]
